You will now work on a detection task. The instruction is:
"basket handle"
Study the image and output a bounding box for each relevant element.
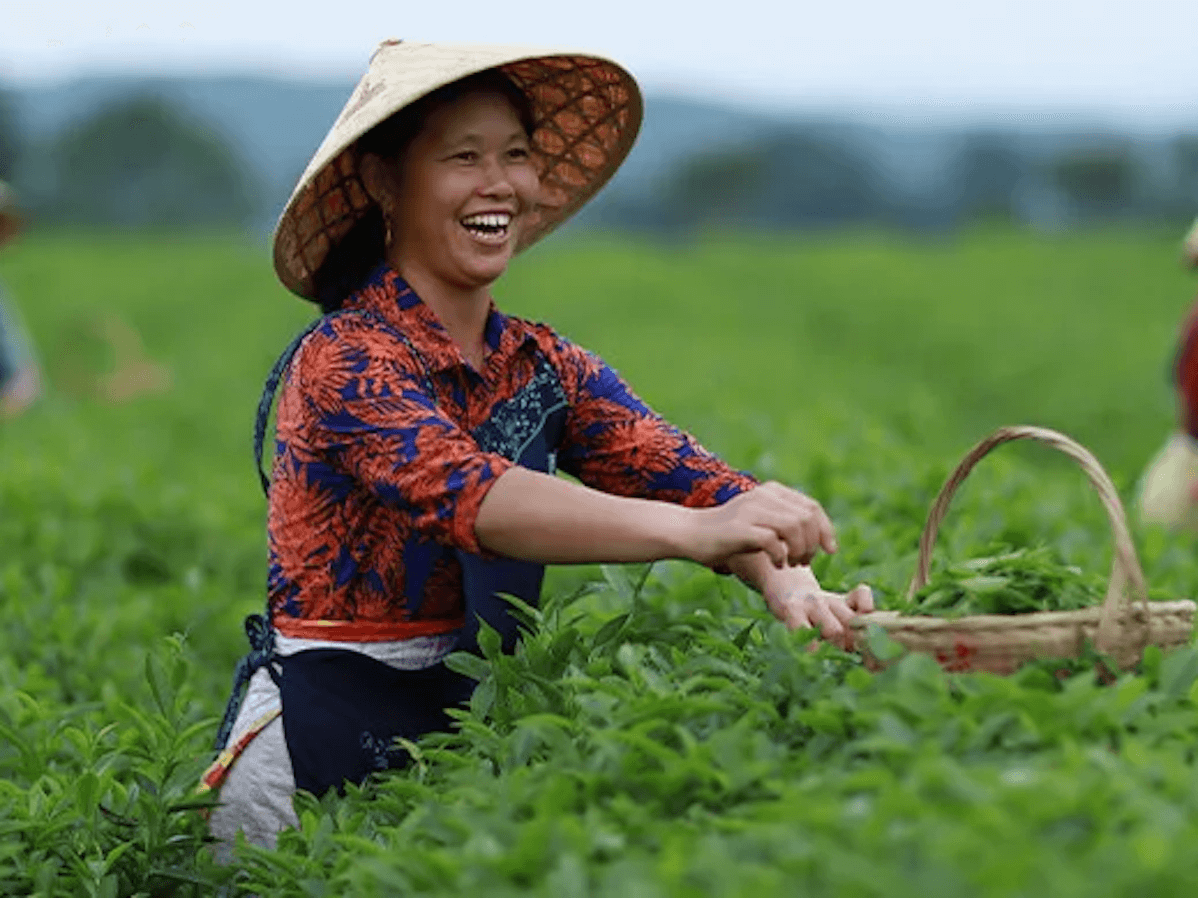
[908,425,1149,652]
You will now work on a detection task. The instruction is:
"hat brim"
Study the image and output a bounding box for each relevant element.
[1137,430,1198,530]
[272,42,643,301]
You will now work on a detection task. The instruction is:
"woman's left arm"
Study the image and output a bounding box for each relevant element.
[725,551,873,648]
[550,337,872,637]
[552,340,758,506]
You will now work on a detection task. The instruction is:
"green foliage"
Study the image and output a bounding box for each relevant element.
[896,543,1185,617]
[658,130,889,232]
[0,85,21,182]
[226,576,1198,897]
[1,229,1198,895]
[898,545,1105,616]
[952,131,1025,225]
[36,96,257,229]
[1048,145,1143,219]
[0,636,230,896]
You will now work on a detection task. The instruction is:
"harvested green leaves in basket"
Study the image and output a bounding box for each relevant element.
[895,544,1106,618]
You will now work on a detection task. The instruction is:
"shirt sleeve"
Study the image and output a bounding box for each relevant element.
[287,319,514,553]
[1176,295,1198,436]
[549,334,759,507]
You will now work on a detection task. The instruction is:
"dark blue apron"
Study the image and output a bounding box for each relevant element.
[215,310,567,796]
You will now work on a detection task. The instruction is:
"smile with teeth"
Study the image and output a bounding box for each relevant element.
[461,212,513,244]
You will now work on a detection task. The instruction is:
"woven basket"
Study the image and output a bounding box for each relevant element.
[849,425,1197,674]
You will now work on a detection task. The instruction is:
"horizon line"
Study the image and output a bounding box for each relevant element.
[4,65,1197,133]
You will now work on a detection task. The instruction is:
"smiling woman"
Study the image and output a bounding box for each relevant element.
[202,39,873,861]
[356,74,542,367]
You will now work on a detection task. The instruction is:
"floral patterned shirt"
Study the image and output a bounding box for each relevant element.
[1176,297,1198,436]
[266,265,758,642]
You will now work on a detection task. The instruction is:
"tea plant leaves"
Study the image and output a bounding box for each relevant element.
[5,232,1198,895]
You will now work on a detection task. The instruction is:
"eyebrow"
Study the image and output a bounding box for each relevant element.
[442,128,529,147]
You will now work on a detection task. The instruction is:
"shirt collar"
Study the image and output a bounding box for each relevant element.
[343,263,531,374]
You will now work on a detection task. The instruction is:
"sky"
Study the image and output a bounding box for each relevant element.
[2,0,1197,125]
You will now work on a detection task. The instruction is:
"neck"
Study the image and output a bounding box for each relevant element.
[393,262,492,370]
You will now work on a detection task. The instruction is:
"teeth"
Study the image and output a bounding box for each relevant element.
[462,212,511,228]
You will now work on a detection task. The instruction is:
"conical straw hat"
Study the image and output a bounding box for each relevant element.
[272,40,643,300]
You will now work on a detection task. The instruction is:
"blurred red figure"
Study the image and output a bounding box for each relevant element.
[0,181,41,419]
[1137,218,1198,529]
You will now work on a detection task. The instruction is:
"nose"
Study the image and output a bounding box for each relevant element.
[477,155,515,199]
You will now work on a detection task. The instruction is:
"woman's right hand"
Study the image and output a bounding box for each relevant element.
[679,481,839,570]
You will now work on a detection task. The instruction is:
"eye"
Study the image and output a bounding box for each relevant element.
[507,146,531,160]
[453,150,479,163]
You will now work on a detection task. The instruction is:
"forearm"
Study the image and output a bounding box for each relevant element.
[474,465,691,564]
[726,550,775,593]
[726,550,819,595]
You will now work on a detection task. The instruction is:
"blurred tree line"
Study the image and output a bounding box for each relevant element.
[0,89,255,230]
[0,86,20,182]
[0,81,1195,235]
[592,128,1198,236]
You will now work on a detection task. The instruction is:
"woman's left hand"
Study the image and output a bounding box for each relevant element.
[758,563,874,649]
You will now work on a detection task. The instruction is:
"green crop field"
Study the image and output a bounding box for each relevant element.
[3,227,1198,896]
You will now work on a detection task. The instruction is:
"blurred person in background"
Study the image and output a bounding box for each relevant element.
[91,314,172,403]
[1137,218,1198,529]
[201,40,873,858]
[0,181,41,418]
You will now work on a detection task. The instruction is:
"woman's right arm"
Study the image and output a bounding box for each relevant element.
[474,465,836,570]
[295,322,834,570]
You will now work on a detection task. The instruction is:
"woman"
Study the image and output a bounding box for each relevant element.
[204,40,873,857]
[1138,218,1198,529]
[0,181,41,419]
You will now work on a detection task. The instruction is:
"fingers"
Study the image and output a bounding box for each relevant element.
[817,509,839,555]
[749,526,788,569]
[775,585,875,651]
[696,483,842,571]
[808,595,848,647]
[731,524,803,571]
[743,482,839,565]
[845,583,875,613]
[780,591,846,648]
[824,595,859,629]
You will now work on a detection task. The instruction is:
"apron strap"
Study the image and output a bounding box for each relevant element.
[212,613,280,750]
[253,310,437,496]
[253,320,325,496]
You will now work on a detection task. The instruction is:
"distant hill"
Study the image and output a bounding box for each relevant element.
[8,74,1197,236]
[11,76,808,231]
[12,75,357,232]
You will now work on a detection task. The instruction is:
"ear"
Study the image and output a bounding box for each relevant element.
[359,152,400,218]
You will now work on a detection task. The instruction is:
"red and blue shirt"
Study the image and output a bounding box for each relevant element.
[1176,298,1198,436]
[266,265,758,642]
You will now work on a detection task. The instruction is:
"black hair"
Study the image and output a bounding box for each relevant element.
[312,69,536,313]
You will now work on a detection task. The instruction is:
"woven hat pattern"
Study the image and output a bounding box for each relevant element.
[273,43,641,300]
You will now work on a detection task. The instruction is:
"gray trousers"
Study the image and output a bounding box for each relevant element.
[207,670,297,863]
[207,634,456,862]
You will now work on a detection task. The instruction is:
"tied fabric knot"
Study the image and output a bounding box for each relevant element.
[255,322,325,495]
[213,613,280,751]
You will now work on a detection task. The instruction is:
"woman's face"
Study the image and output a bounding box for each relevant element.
[386,89,539,292]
